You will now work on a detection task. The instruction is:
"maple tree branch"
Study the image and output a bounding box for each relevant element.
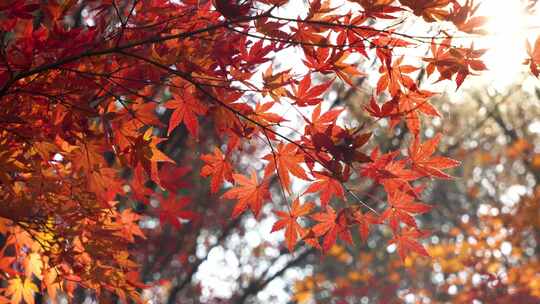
[235,247,315,304]
[226,25,390,50]
[268,14,472,46]
[0,10,272,98]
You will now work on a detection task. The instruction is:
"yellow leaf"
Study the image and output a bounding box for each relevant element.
[6,277,38,304]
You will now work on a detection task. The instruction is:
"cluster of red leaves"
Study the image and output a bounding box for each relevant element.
[0,0,536,302]
[198,0,475,259]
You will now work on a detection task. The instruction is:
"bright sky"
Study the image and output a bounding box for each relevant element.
[476,0,540,90]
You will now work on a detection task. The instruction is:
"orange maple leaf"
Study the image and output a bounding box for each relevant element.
[166,91,207,137]
[222,171,271,218]
[381,190,431,232]
[115,209,146,242]
[376,56,418,96]
[352,210,379,241]
[526,36,540,78]
[291,73,333,106]
[311,206,352,252]
[263,143,310,193]
[389,228,430,261]
[271,198,315,252]
[200,147,233,193]
[304,171,344,207]
[399,0,452,22]
[408,133,460,179]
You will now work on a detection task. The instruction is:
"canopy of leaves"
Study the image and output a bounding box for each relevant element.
[0,0,538,303]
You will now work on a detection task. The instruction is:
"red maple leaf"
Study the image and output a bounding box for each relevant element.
[526,36,540,77]
[200,147,233,193]
[376,56,418,96]
[361,148,420,197]
[263,143,310,193]
[380,190,431,232]
[291,73,333,106]
[304,103,344,135]
[390,90,439,135]
[159,163,191,193]
[300,229,322,250]
[365,96,396,118]
[130,164,153,204]
[271,198,315,252]
[248,101,287,127]
[166,91,207,137]
[352,210,380,241]
[311,206,352,252]
[158,195,198,230]
[304,171,345,207]
[389,228,430,261]
[222,171,271,218]
[115,209,146,242]
[408,133,460,179]
[399,0,452,22]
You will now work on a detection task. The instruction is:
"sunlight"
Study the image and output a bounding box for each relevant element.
[478,1,540,89]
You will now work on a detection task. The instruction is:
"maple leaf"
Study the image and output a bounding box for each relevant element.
[291,74,333,106]
[408,133,460,179]
[448,0,487,34]
[115,209,146,242]
[6,277,38,304]
[214,0,251,19]
[311,207,352,252]
[302,48,362,85]
[376,56,418,96]
[331,129,372,164]
[238,38,273,67]
[360,148,420,195]
[304,171,344,207]
[271,198,315,252]
[300,228,322,250]
[332,51,364,86]
[525,36,540,77]
[399,0,452,22]
[200,147,233,193]
[423,39,487,89]
[23,253,43,279]
[158,195,198,229]
[131,128,175,188]
[365,96,396,118]
[166,91,208,137]
[159,163,192,193]
[390,89,439,135]
[380,190,431,232]
[352,210,379,241]
[222,171,271,218]
[42,267,61,302]
[389,228,430,261]
[247,101,286,127]
[354,0,402,19]
[0,255,16,277]
[130,164,153,204]
[305,103,344,135]
[262,65,293,101]
[263,143,310,193]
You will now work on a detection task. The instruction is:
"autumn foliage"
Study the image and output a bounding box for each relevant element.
[0,0,539,303]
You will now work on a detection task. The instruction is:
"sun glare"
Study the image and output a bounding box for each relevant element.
[477,1,540,89]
